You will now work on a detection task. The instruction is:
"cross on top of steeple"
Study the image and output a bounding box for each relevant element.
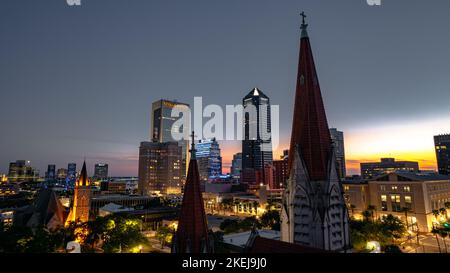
[189,131,197,159]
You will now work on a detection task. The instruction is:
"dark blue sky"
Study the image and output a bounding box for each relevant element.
[1,0,449,176]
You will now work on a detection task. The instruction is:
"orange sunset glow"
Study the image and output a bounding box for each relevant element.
[220,116,450,176]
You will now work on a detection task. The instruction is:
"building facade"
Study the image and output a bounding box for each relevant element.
[94,163,109,180]
[242,88,273,188]
[343,172,450,232]
[360,158,419,179]
[46,164,56,181]
[272,159,288,190]
[330,128,346,179]
[435,134,450,175]
[8,160,39,182]
[195,138,222,188]
[151,99,191,179]
[67,163,77,184]
[231,153,242,180]
[138,141,182,195]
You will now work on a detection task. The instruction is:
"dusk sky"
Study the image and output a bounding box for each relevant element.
[1,0,450,176]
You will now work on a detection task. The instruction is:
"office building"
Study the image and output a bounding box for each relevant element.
[360,158,419,179]
[272,159,288,190]
[242,88,273,188]
[343,171,450,232]
[151,99,191,179]
[67,163,77,182]
[57,168,68,181]
[195,138,222,187]
[435,134,450,175]
[138,141,182,195]
[46,164,56,181]
[8,160,39,182]
[330,128,346,179]
[94,163,109,180]
[231,153,242,179]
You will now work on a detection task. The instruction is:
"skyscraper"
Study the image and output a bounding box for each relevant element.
[172,132,213,253]
[231,153,242,179]
[242,88,273,188]
[138,141,182,195]
[46,164,56,181]
[94,163,109,180]
[8,160,39,182]
[330,128,346,179]
[195,138,222,187]
[280,14,350,251]
[67,163,77,183]
[151,99,191,179]
[434,134,450,175]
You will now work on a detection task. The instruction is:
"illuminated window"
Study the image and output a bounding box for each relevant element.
[391,195,401,212]
[381,195,388,211]
[392,186,398,191]
[404,186,411,192]
[344,186,349,191]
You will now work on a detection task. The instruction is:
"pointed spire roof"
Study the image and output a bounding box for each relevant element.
[78,161,89,186]
[174,131,211,253]
[244,87,269,100]
[288,13,332,181]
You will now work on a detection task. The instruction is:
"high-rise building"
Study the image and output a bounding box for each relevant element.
[281,15,350,251]
[330,128,346,179]
[151,99,191,180]
[231,153,242,179]
[8,160,39,182]
[435,134,450,175]
[242,88,273,188]
[172,132,213,253]
[196,138,222,184]
[272,159,288,190]
[94,163,109,180]
[138,141,182,195]
[46,164,56,181]
[67,163,77,182]
[66,161,91,225]
[360,158,419,179]
[57,168,68,181]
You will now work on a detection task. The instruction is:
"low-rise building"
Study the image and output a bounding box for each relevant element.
[343,171,450,232]
[360,158,419,179]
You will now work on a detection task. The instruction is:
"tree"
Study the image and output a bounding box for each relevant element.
[220,219,240,234]
[400,207,411,230]
[349,204,356,218]
[431,227,442,253]
[367,205,377,221]
[439,208,447,221]
[432,209,440,222]
[362,210,372,222]
[156,225,173,249]
[439,229,448,253]
[260,210,280,231]
[380,214,406,243]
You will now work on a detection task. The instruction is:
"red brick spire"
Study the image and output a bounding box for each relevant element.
[173,131,211,253]
[288,13,332,181]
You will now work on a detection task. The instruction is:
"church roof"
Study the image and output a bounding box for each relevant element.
[248,236,331,253]
[174,132,211,253]
[288,17,332,181]
[77,161,89,186]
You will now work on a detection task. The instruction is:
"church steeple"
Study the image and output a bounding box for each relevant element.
[78,161,89,187]
[172,131,213,253]
[288,12,332,181]
[65,160,91,226]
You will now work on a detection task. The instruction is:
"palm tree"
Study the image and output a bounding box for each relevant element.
[439,208,447,222]
[432,209,441,223]
[445,202,450,219]
[440,230,448,253]
[367,205,377,221]
[400,207,411,230]
[431,227,442,253]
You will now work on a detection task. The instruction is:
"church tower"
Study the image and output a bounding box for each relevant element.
[66,161,91,225]
[280,13,351,252]
[172,132,214,253]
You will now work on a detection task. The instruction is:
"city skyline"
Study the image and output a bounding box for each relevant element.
[1,1,450,176]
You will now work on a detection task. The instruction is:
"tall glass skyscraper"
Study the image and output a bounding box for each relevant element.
[242,88,273,187]
[195,138,222,186]
[435,134,450,175]
[151,99,190,181]
[330,128,346,179]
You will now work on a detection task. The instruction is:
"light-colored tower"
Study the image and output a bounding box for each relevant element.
[66,161,91,224]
